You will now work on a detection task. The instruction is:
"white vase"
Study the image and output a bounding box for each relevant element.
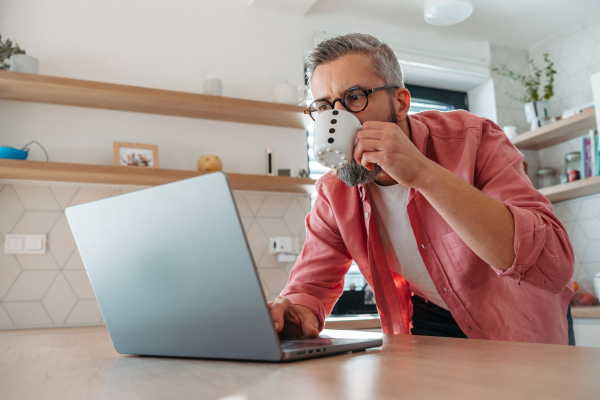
[524,100,550,131]
[9,54,39,74]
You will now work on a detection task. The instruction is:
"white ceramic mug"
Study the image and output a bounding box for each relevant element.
[313,109,362,169]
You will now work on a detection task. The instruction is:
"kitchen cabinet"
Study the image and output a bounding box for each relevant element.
[510,108,599,202]
[571,307,600,348]
[0,71,314,192]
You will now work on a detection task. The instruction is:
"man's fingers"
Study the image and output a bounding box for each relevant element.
[269,297,320,338]
[301,316,320,338]
[268,296,291,333]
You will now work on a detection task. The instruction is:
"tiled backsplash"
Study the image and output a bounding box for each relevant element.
[553,193,600,286]
[0,180,310,329]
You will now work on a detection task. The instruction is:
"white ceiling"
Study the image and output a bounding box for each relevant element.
[306,0,600,49]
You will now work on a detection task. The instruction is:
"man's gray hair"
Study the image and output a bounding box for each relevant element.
[305,33,404,89]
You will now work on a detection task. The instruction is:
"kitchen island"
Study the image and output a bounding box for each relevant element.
[1,326,599,400]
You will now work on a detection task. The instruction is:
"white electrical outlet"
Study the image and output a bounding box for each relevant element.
[269,236,299,255]
[4,234,47,254]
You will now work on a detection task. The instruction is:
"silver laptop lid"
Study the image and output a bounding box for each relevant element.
[66,172,282,361]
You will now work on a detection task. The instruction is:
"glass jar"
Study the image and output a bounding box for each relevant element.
[537,168,557,189]
[565,151,581,182]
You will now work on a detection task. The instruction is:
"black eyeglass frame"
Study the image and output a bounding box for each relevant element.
[303,84,400,121]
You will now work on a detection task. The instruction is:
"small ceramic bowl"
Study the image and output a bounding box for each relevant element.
[0,146,29,160]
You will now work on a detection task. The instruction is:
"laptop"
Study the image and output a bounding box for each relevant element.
[65,172,382,362]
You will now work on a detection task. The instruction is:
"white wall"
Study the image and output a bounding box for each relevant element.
[0,0,492,173]
[467,78,497,122]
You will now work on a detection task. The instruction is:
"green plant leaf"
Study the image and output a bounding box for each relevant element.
[492,53,556,103]
[0,33,27,68]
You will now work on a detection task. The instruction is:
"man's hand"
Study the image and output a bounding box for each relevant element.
[353,121,432,189]
[268,296,320,338]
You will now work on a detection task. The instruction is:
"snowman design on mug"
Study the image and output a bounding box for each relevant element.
[313,109,362,169]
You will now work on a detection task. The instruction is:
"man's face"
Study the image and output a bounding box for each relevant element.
[310,53,398,186]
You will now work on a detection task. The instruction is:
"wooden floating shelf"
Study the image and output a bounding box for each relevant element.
[0,160,316,194]
[539,176,600,203]
[511,108,597,150]
[0,71,309,129]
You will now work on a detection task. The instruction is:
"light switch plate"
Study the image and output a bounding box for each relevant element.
[4,234,47,254]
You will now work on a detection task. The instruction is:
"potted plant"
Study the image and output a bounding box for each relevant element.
[0,34,26,70]
[0,34,37,73]
[492,53,557,131]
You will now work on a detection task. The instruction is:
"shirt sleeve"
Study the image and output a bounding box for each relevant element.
[280,178,353,331]
[473,119,574,294]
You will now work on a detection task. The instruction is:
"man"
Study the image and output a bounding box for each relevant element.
[268,33,575,344]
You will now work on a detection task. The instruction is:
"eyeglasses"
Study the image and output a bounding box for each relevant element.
[304,85,399,121]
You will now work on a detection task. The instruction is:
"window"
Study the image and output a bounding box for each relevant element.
[305,83,468,292]
[405,84,468,114]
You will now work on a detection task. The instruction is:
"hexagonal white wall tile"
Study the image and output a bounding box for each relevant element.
[567,224,588,262]
[259,268,290,299]
[50,186,78,209]
[284,198,309,237]
[42,274,77,324]
[579,219,600,240]
[4,302,53,326]
[63,250,85,270]
[66,300,103,325]
[16,253,60,271]
[13,185,61,211]
[0,305,13,328]
[233,192,254,217]
[242,193,266,216]
[64,270,96,299]
[4,271,58,302]
[578,197,600,220]
[48,214,77,267]
[11,211,61,234]
[583,240,600,263]
[257,195,292,218]
[0,254,21,299]
[0,186,26,235]
[245,220,269,267]
[68,187,115,207]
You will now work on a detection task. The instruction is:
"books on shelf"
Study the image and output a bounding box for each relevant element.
[582,130,599,178]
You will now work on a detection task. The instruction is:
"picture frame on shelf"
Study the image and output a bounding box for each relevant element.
[113,141,159,168]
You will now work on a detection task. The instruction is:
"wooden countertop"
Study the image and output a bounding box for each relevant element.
[2,327,599,400]
[324,306,600,330]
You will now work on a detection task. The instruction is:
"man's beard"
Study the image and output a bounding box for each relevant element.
[335,98,397,187]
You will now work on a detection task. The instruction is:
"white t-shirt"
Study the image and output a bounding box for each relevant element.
[369,182,448,310]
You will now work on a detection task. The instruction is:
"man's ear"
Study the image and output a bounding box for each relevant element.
[395,87,411,121]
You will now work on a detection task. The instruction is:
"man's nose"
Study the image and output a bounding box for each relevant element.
[331,99,346,111]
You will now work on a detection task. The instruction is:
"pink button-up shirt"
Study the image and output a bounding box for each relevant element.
[282,110,574,344]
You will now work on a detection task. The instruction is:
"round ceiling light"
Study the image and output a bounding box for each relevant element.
[424,0,473,26]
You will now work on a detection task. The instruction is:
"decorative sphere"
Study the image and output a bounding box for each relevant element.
[197,155,223,172]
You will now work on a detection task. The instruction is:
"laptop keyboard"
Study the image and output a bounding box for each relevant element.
[279,338,335,350]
